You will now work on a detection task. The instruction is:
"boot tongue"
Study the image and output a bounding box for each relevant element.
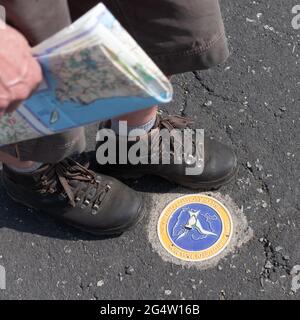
[158,115,194,130]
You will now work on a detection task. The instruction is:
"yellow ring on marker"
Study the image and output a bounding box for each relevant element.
[157,195,233,262]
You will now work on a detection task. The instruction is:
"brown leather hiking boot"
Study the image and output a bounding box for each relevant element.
[2,158,144,236]
[96,115,237,190]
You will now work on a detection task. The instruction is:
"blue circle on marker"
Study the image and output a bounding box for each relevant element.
[167,203,223,252]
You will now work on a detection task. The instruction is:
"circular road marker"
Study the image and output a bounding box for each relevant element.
[158,194,233,262]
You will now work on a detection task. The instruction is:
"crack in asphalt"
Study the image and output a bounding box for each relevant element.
[192,71,241,104]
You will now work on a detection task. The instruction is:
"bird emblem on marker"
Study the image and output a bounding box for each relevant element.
[172,208,218,242]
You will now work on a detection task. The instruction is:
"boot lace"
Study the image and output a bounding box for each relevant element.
[152,115,197,163]
[36,158,111,212]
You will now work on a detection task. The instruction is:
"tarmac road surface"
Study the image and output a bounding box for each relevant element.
[0,0,299,300]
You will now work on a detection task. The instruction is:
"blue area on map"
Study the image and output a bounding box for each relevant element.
[167,203,223,252]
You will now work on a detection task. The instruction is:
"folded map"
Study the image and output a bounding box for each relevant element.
[0,3,173,146]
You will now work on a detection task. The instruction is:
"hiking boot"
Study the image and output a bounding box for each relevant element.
[2,158,144,236]
[96,115,237,190]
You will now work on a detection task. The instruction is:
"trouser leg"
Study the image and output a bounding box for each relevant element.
[0,0,86,163]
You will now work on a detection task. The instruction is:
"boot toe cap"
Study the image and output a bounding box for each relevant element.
[91,180,144,234]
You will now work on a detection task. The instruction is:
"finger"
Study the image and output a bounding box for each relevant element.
[9,57,43,102]
[0,54,27,85]
[27,56,43,86]
[10,57,42,96]
[0,58,42,110]
[8,82,32,101]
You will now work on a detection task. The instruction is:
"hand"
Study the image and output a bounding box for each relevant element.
[0,25,42,116]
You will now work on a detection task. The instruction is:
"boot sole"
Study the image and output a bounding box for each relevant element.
[68,200,146,237]
[160,165,238,190]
